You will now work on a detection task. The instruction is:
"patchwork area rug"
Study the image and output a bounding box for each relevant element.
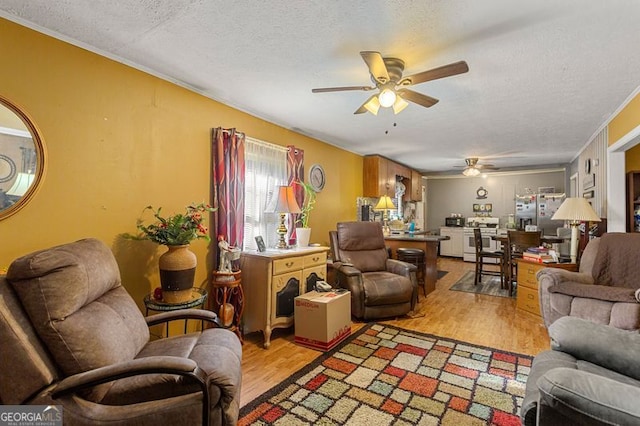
[239,323,532,425]
[449,271,514,298]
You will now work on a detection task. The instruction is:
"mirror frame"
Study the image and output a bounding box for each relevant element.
[0,95,46,221]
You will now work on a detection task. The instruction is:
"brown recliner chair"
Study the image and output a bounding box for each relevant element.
[538,232,640,330]
[0,238,242,425]
[329,221,417,320]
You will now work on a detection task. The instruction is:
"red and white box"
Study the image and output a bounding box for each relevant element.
[294,290,351,351]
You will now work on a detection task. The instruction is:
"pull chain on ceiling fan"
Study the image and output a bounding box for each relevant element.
[312,51,469,115]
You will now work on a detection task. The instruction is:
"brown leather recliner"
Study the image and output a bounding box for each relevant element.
[0,238,242,425]
[329,221,417,320]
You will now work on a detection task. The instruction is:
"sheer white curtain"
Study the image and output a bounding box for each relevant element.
[243,137,288,250]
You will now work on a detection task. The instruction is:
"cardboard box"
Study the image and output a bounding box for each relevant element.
[294,290,351,351]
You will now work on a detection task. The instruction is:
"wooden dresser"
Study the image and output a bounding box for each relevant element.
[516,259,578,316]
[240,247,329,348]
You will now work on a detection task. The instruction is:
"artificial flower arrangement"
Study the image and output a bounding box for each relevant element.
[137,202,215,246]
[293,180,316,228]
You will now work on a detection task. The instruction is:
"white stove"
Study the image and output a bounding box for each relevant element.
[463,217,501,263]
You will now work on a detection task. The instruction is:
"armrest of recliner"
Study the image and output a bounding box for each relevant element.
[386,259,416,277]
[549,316,640,381]
[145,308,221,328]
[537,269,595,328]
[52,356,205,398]
[332,262,362,277]
[537,268,594,286]
[537,367,640,425]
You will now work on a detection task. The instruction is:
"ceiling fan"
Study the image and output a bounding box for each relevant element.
[312,51,469,115]
[455,158,499,176]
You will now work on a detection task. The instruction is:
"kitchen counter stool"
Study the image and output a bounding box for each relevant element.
[397,247,426,297]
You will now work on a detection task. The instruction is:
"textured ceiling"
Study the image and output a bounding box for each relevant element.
[2,0,640,174]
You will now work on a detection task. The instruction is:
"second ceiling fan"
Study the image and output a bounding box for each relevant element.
[312,51,469,115]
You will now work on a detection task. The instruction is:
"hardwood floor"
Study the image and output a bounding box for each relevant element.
[239,257,550,407]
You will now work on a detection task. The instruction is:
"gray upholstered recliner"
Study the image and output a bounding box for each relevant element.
[0,238,242,425]
[521,316,640,425]
[329,221,417,320]
[537,233,640,331]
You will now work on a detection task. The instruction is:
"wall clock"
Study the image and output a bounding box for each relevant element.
[309,164,326,192]
[476,186,488,199]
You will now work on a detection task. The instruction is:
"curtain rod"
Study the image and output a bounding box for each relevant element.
[245,136,288,152]
[219,128,245,137]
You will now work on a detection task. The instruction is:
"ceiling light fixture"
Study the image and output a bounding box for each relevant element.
[462,167,481,177]
[392,96,409,114]
[378,87,397,107]
[363,96,381,115]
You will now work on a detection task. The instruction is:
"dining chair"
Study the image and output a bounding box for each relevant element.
[473,228,505,288]
[506,230,542,294]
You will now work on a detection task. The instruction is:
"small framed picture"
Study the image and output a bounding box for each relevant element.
[485,203,493,212]
[473,204,480,212]
[255,236,266,252]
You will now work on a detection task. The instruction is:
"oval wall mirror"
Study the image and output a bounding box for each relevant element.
[0,95,45,221]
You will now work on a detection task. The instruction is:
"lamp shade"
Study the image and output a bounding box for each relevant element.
[374,195,396,210]
[551,197,601,222]
[364,96,381,115]
[265,185,302,214]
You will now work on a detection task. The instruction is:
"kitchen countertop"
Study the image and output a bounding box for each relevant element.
[385,234,449,242]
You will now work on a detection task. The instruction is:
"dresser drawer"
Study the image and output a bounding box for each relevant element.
[517,285,541,316]
[273,256,304,275]
[303,251,327,268]
[517,262,541,289]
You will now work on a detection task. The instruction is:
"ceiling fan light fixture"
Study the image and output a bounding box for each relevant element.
[378,88,396,107]
[392,95,409,114]
[363,96,381,115]
[462,167,481,177]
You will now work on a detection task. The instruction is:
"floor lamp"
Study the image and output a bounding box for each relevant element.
[551,197,601,263]
[266,185,302,249]
[374,195,396,236]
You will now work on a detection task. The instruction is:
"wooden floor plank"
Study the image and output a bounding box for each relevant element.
[239,257,549,407]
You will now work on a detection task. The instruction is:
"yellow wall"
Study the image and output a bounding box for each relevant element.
[0,19,362,307]
[608,92,640,171]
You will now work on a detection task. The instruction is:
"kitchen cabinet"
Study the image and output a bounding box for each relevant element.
[240,247,328,348]
[364,155,421,200]
[403,170,423,202]
[626,171,640,232]
[439,227,464,257]
[363,155,393,197]
[516,259,577,316]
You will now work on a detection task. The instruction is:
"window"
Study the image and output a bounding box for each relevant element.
[242,138,288,250]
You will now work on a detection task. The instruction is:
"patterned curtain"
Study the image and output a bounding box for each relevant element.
[287,145,304,244]
[212,128,245,248]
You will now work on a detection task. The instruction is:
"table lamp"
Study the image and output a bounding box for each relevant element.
[374,195,396,236]
[266,185,302,249]
[551,197,601,263]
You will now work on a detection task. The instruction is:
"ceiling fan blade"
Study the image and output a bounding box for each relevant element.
[312,85,375,93]
[354,94,379,115]
[360,51,390,84]
[397,89,439,108]
[400,61,469,86]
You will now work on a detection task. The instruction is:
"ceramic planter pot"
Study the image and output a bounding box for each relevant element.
[296,227,311,247]
[159,244,197,303]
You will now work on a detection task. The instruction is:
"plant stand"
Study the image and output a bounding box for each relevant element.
[211,270,244,342]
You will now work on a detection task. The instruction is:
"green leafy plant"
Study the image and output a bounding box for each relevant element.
[136,202,216,246]
[293,180,316,228]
